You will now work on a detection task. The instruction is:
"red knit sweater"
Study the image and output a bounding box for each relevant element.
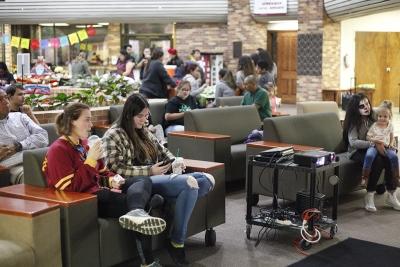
[43,138,114,194]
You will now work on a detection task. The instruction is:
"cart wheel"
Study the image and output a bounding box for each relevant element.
[251,194,259,206]
[329,225,338,239]
[205,229,216,247]
[246,224,252,239]
[300,239,312,250]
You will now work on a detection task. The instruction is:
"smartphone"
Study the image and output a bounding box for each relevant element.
[160,158,175,166]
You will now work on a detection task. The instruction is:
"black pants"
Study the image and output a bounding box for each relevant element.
[351,150,397,192]
[95,176,154,264]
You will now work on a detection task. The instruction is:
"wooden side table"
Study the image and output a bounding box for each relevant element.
[0,196,61,267]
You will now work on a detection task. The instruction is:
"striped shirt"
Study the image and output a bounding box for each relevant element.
[102,126,174,177]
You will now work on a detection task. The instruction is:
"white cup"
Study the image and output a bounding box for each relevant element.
[172,157,185,175]
[87,135,107,159]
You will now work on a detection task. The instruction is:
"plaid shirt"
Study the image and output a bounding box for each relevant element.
[102,125,174,177]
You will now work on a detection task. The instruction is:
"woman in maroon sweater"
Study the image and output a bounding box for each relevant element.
[43,102,164,267]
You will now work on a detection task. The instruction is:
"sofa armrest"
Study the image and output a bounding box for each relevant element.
[0,184,100,267]
[168,131,231,178]
[0,196,62,267]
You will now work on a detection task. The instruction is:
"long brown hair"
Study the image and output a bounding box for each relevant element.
[118,93,158,163]
[55,102,90,136]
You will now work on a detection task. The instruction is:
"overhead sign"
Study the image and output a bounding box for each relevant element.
[254,0,287,15]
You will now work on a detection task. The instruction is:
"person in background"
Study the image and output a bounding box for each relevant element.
[182,63,207,98]
[6,84,39,124]
[167,48,185,80]
[71,51,91,83]
[241,75,271,120]
[90,52,104,65]
[124,44,136,60]
[0,89,48,184]
[103,93,214,266]
[257,48,277,81]
[0,62,15,86]
[136,47,151,80]
[343,93,398,212]
[140,48,176,99]
[189,49,205,85]
[236,55,256,96]
[31,56,52,75]
[209,69,236,107]
[164,80,198,135]
[44,102,165,267]
[116,49,135,79]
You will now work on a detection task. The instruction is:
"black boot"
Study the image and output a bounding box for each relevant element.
[166,241,189,267]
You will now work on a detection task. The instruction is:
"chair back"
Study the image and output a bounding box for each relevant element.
[41,123,59,145]
[297,101,339,118]
[215,96,244,107]
[184,105,261,144]
[23,147,49,187]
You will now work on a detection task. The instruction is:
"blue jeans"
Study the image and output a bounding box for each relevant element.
[363,147,399,180]
[150,172,212,244]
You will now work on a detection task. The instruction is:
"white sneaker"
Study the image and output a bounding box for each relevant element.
[385,192,400,211]
[119,209,166,235]
[364,192,377,212]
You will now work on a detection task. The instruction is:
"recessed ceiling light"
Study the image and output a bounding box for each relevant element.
[39,23,69,27]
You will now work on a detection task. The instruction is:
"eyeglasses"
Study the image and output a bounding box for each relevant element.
[136,113,150,119]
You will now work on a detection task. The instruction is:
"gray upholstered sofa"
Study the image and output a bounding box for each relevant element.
[22,147,225,267]
[246,112,361,201]
[215,96,243,107]
[168,105,261,182]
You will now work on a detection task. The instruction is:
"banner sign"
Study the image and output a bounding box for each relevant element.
[254,0,287,15]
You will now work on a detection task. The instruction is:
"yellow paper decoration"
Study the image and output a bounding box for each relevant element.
[77,29,88,41]
[20,38,30,49]
[11,36,21,48]
[80,43,87,50]
[68,33,79,45]
[87,44,93,51]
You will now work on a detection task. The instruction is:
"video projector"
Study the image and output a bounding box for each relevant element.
[293,150,335,167]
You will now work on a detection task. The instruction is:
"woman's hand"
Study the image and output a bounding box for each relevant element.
[375,143,386,156]
[151,162,172,175]
[87,140,104,161]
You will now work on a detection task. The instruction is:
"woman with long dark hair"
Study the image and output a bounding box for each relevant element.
[140,48,176,98]
[0,62,15,85]
[44,102,166,266]
[116,49,135,79]
[343,93,400,212]
[103,93,215,266]
[235,55,255,96]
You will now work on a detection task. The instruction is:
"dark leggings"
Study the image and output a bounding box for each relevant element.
[95,176,152,218]
[351,150,397,192]
[95,176,154,264]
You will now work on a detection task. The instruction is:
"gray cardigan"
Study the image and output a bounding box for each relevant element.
[347,118,374,156]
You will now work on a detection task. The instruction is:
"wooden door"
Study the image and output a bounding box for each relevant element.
[276,32,297,104]
[355,32,400,107]
[386,32,400,106]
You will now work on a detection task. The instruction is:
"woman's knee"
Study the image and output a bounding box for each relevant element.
[185,175,199,189]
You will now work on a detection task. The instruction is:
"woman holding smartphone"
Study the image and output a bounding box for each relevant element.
[102,93,215,266]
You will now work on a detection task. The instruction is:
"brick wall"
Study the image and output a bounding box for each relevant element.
[297,0,324,101]
[104,23,121,64]
[175,23,228,61]
[175,0,267,71]
[4,24,12,67]
[34,106,109,125]
[322,14,341,91]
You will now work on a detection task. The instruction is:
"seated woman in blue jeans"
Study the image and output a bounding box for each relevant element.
[103,93,214,266]
[343,93,400,212]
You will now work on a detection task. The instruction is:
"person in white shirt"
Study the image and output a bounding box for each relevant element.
[0,89,48,184]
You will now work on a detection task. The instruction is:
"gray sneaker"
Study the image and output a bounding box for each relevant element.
[119,209,166,235]
[141,259,163,267]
